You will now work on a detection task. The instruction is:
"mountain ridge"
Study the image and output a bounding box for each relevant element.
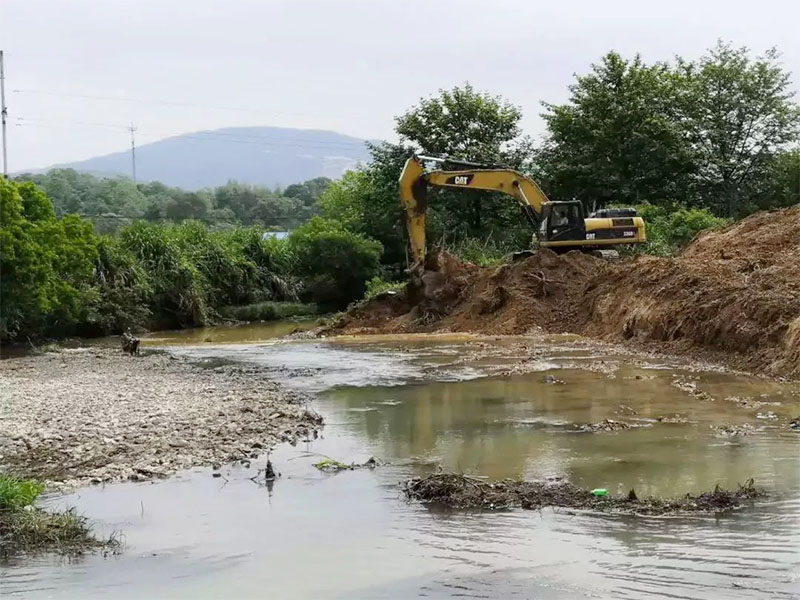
[29,126,374,190]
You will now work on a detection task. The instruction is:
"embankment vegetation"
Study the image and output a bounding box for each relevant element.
[0,179,381,342]
[2,42,797,343]
[0,474,112,555]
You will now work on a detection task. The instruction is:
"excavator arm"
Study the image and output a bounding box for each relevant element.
[399,155,550,266]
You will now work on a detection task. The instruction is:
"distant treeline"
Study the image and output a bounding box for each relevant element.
[16,169,332,233]
[1,178,380,343]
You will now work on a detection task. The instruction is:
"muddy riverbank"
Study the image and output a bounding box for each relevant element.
[331,205,800,379]
[0,348,322,488]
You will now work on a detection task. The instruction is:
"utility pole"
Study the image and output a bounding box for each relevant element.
[1,50,8,178]
[129,123,137,184]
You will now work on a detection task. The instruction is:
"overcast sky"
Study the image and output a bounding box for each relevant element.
[2,0,798,172]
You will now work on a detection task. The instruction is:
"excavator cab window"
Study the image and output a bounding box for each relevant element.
[541,201,586,243]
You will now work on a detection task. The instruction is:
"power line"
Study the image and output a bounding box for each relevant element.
[10,87,353,119]
[12,117,373,152]
[13,117,372,148]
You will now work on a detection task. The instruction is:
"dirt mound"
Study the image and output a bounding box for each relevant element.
[332,206,800,377]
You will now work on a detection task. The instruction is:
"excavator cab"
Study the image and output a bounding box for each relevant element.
[539,201,586,244]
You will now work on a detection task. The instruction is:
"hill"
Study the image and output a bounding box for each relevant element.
[43,127,372,190]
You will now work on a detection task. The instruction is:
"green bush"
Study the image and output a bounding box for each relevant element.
[288,217,382,309]
[364,276,405,300]
[83,235,153,335]
[0,179,98,341]
[119,221,209,328]
[631,204,730,256]
[219,301,318,322]
[0,475,43,510]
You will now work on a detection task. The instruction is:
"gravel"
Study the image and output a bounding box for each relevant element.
[0,348,322,488]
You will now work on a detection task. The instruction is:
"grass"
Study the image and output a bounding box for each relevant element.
[0,475,43,510]
[0,474,120,556]
[219,301,319,322]
[363,276,405,301]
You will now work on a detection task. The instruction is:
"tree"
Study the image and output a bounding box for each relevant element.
[394,84,534,242]
[0,179,98,340]
[678,42,800,216]
[287,217,382,308]
[538,52,693,210]
[318,144,412,271]
[395,83,527,163]
[284,177,331,207]
[538,43,800,218]
[163,192,211,221]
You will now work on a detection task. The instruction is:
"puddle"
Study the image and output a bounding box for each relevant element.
[3,325,799,599]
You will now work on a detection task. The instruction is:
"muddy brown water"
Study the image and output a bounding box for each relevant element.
[2,325,799,598]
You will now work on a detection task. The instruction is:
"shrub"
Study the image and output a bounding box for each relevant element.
[119,221,209,328]
[288,217,382,309]
[630,204,730,256]
[219,301,318,322]
[0,179,98,341]
[363,276,405,301]
[0,475,43,510]
[83,236,153,335]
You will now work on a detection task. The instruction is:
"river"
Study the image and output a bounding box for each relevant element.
[2,323,799,598]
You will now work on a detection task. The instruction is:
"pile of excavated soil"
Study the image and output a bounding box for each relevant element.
[333,205,800,378]
[0,349,322,488]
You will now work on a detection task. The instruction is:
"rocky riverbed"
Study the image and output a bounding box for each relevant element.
[0,348,322,488]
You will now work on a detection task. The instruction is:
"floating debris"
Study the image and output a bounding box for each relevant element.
[314,456,381,472]
[577,419,632,432]
[713,424,754,437]
[402,473,765,514]
[656,414,689,424]
[671,377,714,401]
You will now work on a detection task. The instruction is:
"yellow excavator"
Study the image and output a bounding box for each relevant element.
[399,155,646,267]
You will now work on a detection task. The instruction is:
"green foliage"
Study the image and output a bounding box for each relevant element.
[0,179,98,340]
[219,301,318,322]
[677,43,800,216]
[444,237,515,267]
[288,217,382,308]
[631,204,730,256]
[0,475,43,510]
[395,84,534,243]
[539,52,692,208]
[395,83,528,162]
[83,236,153,335]
[363,276,405,301]
[17,170,330,232]
[539,42,800,218]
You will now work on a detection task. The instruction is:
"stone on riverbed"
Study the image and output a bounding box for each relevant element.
[0,348,323,488]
